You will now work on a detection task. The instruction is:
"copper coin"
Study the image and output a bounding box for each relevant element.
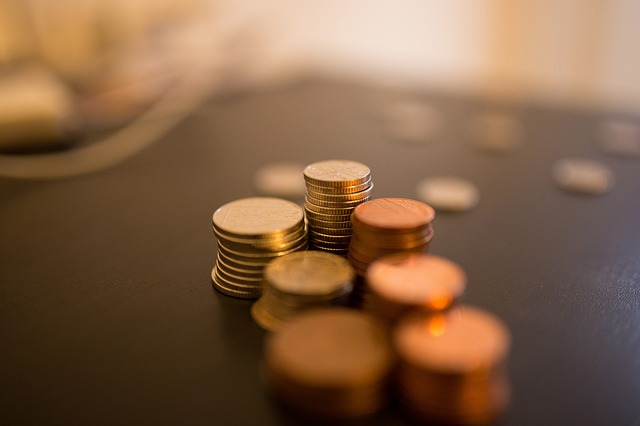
[393,306,510,374]
[367,253,466,311]
[352,198,435,232]
[265,308,393,389]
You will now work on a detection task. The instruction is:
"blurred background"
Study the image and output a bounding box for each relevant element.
[1,0,639,159]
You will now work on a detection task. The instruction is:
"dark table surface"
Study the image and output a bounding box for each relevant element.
[1,78,639,425]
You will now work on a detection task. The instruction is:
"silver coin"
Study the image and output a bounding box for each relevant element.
[253,162,307,198]
[416,176,479,212]
[597,119,640,158]
[468,111,522,153]
[552,158,614,195]
[380,99,442,144]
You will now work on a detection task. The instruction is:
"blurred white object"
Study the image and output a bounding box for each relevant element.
[552,158,615,195]
[416,176,480,212]
[254,162,306,199]
[597,119,640,158]
[467,111,523,154]
[379,99,442,145]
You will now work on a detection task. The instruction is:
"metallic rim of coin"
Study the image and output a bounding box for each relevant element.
[217,239,308,259]
[304,208,352,222]
[351,198,435,232]
[251,299,284,331]
[311,246,350,255]
[350,225,434,243]
[303,160,371,187]
[216,246,272,267]
[216,253,265,278]
[216,264,266,285]
[305,194,372,209]
[307,226,353,236]
[367,253,466,311]
[212,197,304,239]
[211,266,262,299]
[215,228,308,254]
[213,221,306,244]
[305,184,374,202]
[305,216,353,229]
[304,202,358,216]
[308,230,353,243]
[305,177,373,194]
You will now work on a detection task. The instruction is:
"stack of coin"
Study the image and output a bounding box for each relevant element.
[211,197,307,299]
[303,160,373,256]
[251,251,355,331]
[393,307,511,425]
[348,198,435,277]
[264,308,393,420]
[365,253,466,323]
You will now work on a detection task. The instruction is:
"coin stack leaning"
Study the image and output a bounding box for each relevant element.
[348,198,435,277]
[251,251,355,331]
[303,160,373,256]
[393,307,511,425]
[264,308,394,420]
[365,253,466,324]
[211,197,307,299]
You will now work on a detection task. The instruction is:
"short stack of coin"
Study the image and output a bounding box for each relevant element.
[393,307,511,425]
[211,197,307,299]
[365,253,466,323]
[303,160,373,256]
[251,251,355,331]
[348,198,435,277]
[264,309,394,420]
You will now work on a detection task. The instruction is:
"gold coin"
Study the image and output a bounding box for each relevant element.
[304,208,352,222]
[265,251,354,296]
[305,184,373,202]
[304,201,357,216]
[308,230,353,243]
[217,239,307,260]
[303,160,371,187]
[212,197,304,239]
[305,177,372,194]
[307,225,352,236]
[211,266,261,299]
[216,253,265,278]
[305,194,371,209]
[305,216,352,230]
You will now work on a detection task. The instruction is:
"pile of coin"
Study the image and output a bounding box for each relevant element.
[251,251,355,331]
[348,198,435,278]
[365,253,466,323]
[264,308,393,419]
[393,307,511,425]
[211,197,307,299]
[303,160,373,256]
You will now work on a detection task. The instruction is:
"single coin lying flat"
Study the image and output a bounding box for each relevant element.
[552,158,614,195]
[416,176,479,212]
[253,162,306,199]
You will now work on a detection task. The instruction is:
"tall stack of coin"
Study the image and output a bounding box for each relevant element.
[251,251,355,331]
[264,309,393,420]
[348,198,435,276]
[393,307,511,425]
[365,253,466,323]
[211,197,307,299]
[303,160,373,256]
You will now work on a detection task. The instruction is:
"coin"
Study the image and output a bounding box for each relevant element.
[552,158,614,195]
[305,178,372,194]
[467,111,522,154]
[265,251,355,296]
[379,98,442,145]
[213,197,304,239]
[597,119,640,158]
[264,308,393,418]
[306,184,374,202]
[253,162,306,199]
[366,253,466,321]
[393,307,511,424]
[303,160,371,187]
[351,198,435,232]
[416,176,479,212]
